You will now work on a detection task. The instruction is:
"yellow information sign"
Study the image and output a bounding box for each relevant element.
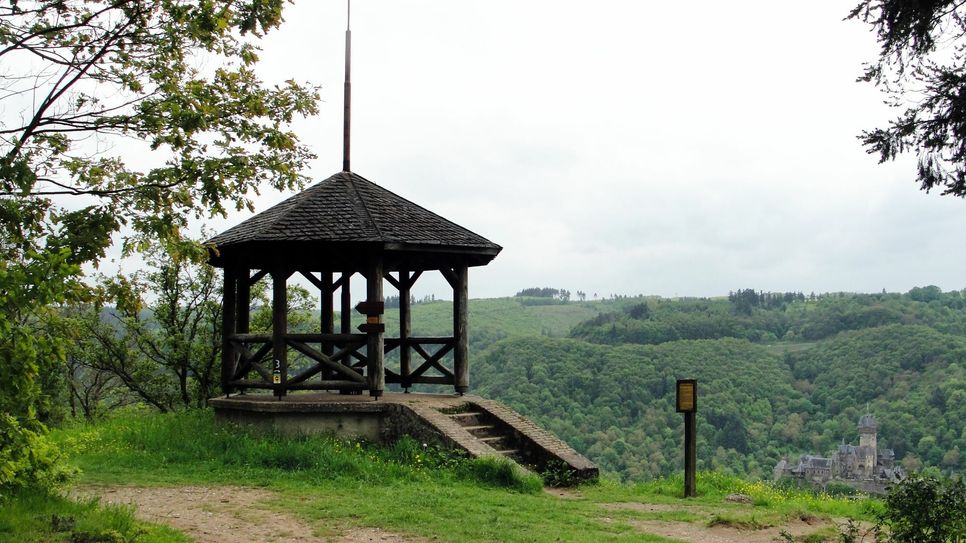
[676,380,696,412]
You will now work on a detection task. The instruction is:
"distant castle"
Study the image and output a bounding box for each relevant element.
[773,413,905,494]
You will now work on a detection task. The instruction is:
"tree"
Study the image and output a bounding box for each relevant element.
[72,244,223,411]
[0,0,318,493]
[849,1,966,196]
[66,242,318,412]
[879,475,966,543]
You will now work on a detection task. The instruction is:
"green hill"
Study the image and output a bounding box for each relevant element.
[454,290,966,482]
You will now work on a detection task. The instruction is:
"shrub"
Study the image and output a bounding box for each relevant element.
[879,475,965,543]
[459,456,542,493]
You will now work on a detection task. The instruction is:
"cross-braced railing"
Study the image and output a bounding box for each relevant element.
[226,333,368,391]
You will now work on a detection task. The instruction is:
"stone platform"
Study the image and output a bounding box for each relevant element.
[210,392,598,483]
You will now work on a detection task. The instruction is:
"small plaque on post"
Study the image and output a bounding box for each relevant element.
[676,379,696,412]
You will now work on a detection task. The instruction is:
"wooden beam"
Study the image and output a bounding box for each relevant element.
[220,268,238,395]
[272,270,288,397]
[319,272,334,384]
[286,340,367,384]
[333,274,349,290]
[230,380,366,391]
[408,270,423,288]
[230,333,272,343]
[341,271,352,334]
[284,332,366,343]
[384,273,401,291]
[236,268,250,335]
[453,265,469,394]
[366,259,384,397]
[410,343,455,379]
[248,269,269,286]
[299,269,326,291]
[233,342,273,381]
[399,269,412,390]
[439,267,457,289]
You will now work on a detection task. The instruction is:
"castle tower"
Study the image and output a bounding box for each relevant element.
[858,413,877,450]
[858,413,877,478]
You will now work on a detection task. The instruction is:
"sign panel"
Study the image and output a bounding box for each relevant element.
[676,379,697,413]
[355,301,385,316]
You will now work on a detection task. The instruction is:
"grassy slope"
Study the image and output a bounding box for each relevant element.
[32,411,878,543]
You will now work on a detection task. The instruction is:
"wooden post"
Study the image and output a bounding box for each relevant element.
[272,270,288,399]
[685,411,697,497]
[341,271,352,334]
[237,269,250,334]
[399,270,412,391]
[676,379,697,497]
[221,268,238,396]
[366,260,384,398]
[320,272,334,383]
[453,265,469,394]
[320,272,334,348]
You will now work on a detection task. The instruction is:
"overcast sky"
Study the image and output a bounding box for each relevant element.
[201,1,966,300]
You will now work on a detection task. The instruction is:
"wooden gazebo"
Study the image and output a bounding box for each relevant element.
[208,171,501,398]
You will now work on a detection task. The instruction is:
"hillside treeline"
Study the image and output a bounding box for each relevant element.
[571,288,966,345]
[475,289,966,482]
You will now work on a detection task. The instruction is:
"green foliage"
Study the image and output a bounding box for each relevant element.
[474,335,803,480]
[476,289,966,481]
[67,245,225,412]
[878,475,965,542]
[0,247,80,496]
[0,490,188,543]
[848,1,966,196]
[0,0,316,502]
[458,456,543,493]
[541,458,588,488]
[571,289,966,346]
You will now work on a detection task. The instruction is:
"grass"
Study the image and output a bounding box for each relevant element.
[0,491,190,543]
[33,409,882,543]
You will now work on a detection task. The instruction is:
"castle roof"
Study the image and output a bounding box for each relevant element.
[858,413,876,431]
[801,455,831,469]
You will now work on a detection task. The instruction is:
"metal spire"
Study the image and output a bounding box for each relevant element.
[342,0,352,172]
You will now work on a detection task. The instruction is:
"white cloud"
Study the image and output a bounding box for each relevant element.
[178,0,966,300]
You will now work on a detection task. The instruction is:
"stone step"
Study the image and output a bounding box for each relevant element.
[447,411,483,419]
[461,424,496,432]
[495,449,520,456]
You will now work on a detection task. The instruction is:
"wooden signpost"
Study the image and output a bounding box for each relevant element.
[676,379,697,497]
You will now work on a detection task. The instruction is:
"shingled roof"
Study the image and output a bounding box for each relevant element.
[208,171,501,257]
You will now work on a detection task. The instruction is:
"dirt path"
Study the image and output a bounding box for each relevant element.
[597,501,850,543]
[620,518,828,543]
[78,484,853,543]
[76,485,426,543]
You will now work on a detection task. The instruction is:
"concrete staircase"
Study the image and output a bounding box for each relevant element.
[211,392,598,484]
[445,409,524,462]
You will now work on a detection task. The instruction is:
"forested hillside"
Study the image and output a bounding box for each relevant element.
[464,289,966,482]
[58,286,966,484]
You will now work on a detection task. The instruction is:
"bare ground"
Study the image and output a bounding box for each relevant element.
[75,484,855,543]
[618,517,831,543]
[75,485,429,543]
[597,501,857,543]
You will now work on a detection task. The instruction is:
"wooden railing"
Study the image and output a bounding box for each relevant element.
[227,333,368,391]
